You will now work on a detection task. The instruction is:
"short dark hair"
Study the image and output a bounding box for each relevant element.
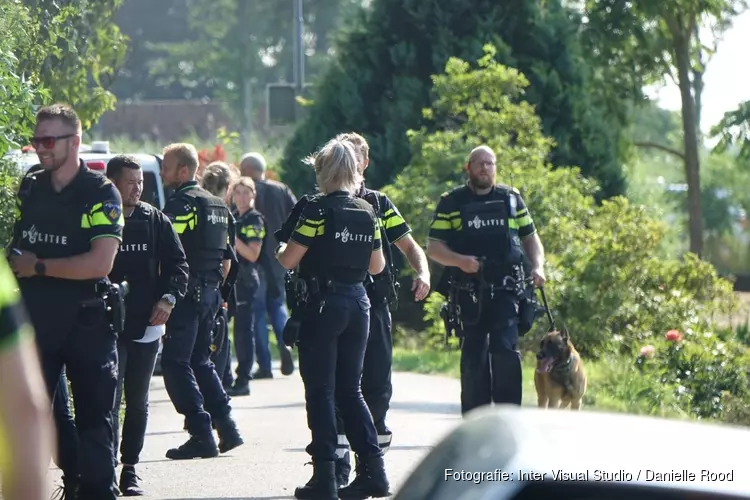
[36,103,81,131]
[107,155,141,180]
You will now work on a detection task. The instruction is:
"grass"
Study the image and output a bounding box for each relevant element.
[391,346,692,419]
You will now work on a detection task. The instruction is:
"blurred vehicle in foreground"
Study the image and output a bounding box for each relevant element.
[394,405,748,500]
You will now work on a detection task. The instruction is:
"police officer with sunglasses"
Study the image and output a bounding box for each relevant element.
[9,104,125,500]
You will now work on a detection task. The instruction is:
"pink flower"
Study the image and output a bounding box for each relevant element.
[665,329,684,342]
[639,345,656,358]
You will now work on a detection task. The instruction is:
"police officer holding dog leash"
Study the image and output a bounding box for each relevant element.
[9,103,126,500]
[275,137,391,500]
[426,145,546,415]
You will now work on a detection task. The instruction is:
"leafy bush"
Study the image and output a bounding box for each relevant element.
[385,44,749,420]
[634,331,750,420]
[0,159,23,248]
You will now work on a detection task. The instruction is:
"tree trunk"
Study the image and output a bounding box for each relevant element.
[674,31,704,256]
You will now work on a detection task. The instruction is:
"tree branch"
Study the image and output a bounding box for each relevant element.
[634,141,685,160]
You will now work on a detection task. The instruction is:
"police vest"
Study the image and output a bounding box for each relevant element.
[109,203,159,336]
[455,185,522,265]
[14,167,117,302]
[178,188,230,277]
[303,196,376,284]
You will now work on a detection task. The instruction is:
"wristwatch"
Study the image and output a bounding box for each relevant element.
[34,259,46,276]
[161,293,176,307]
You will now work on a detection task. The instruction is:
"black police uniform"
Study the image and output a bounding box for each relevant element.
[12,161,124,499]
[229,207,266,391]
[279,191,390,500]
[108,201,189,478]
[331,184,412,483]
[210,210,238,386]
[161,181,243,459]
[428,183,537,415]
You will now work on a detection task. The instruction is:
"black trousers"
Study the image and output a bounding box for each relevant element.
[39,301,119,500]
[335,300,393,454]
[298,284,381,462]
[112,337,160,466]
[161,283,231,437]
[232,277,258,381]
[459,291,523,415]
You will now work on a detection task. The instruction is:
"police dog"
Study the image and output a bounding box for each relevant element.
[534,327,587,410]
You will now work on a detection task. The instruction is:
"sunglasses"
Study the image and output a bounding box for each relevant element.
[30,134,76,150]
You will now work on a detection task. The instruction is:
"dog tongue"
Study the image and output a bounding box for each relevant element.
[539,357,555,373]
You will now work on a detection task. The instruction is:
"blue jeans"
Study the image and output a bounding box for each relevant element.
[253,271,289,372]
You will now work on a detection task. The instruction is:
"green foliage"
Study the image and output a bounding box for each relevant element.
[147,0,360,123]
[0,160,22,247]
[710,100,750,159]
[19,0,129,130]
[388,45,745,419]
[0,0,47,155]
[635,334,750,420]
[282,0,626,199]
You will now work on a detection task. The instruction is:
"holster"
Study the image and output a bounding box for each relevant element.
[282,317,301,348]
[95,280,129,335]
[440,285,463,344]
[366,273,399,310]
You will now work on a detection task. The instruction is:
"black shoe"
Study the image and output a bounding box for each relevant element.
[338,454,391,499]
[252,368,273,379]
[335,451,352,488]
[165,435,219,460]
[214,414,244,453]
[119,466,144,496]
[51,474,78,500]
[294,460,337,500]
[227,379,250,396]
[280,345,295,375]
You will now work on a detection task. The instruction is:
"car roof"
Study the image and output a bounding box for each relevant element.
[79,153,161,173]
[394,406,750,500]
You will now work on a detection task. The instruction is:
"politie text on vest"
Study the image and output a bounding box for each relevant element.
[22,225,68,246]
[335,226,373,244]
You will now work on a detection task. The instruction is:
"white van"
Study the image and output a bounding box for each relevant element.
[4,141,168,209]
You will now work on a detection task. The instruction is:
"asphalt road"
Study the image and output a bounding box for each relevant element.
[49,362,462,499]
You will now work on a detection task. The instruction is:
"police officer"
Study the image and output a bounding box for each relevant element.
[426,145,546,415]
[9,103,123,499]
[200,161,239,388]
[276,138,390,500]
[331,132,431,487]
[106,155,190,495]
[159,143,243,459]
[0,253,54,500]
[226,176,266,397]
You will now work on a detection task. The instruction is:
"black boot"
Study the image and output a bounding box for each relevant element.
[214,414,244,453]
[338,454,391,499]
[227,378,250,396]
[335,450,352,488]
[165,434,219,460]
[119,466,144,496]
[294,460,337,500]
[252,368,273,379]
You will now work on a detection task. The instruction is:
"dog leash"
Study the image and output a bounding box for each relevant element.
[538,286,556,331]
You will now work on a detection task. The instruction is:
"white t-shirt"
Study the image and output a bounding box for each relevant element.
[134,324,165,343]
